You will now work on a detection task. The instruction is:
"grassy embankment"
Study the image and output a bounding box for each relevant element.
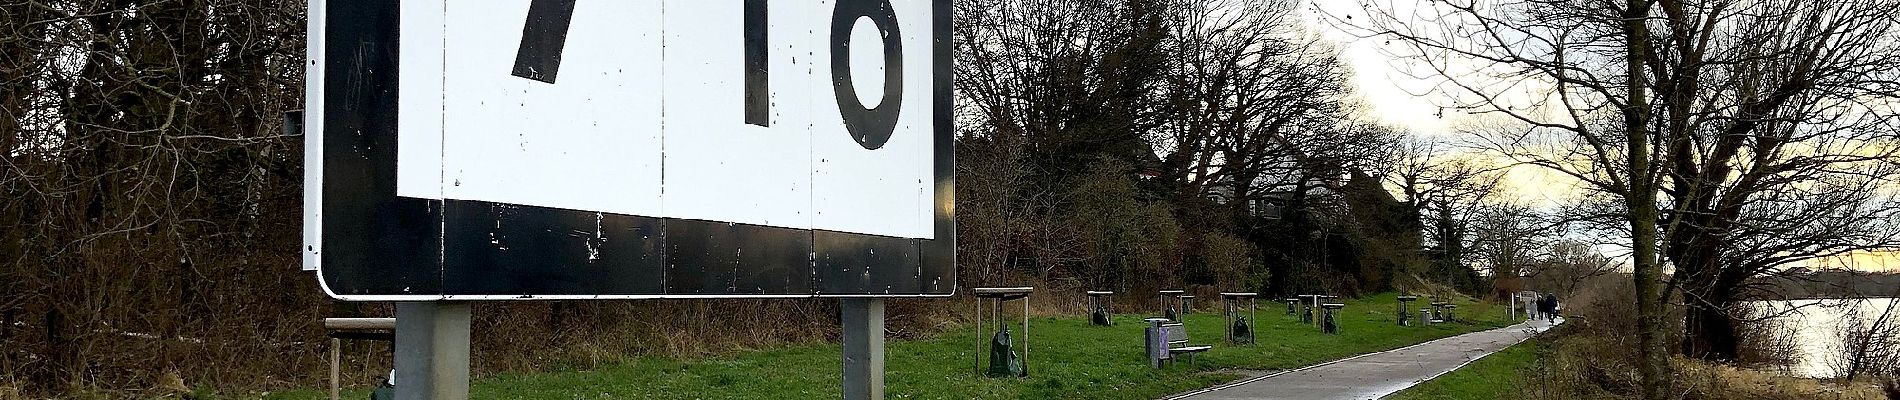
[1383,337,1543,400]
[1385,328,1896,400]
[265,293,1512,400]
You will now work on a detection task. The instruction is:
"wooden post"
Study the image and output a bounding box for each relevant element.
[329,338,342,400]
[1020,296,1028,372]
[973,296,981,375]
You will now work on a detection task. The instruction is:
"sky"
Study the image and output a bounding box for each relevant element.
[1306,1,1457,134]
[1301,1,1581,209]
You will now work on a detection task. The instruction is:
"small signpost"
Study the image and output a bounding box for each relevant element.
[304,1,955,398]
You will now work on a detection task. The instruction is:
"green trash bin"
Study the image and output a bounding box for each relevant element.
[986,328,1026,378]
[1230,316,1254,344]
[1091,305,1111,326]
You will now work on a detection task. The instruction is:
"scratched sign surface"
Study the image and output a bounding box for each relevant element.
[304,0,954,300]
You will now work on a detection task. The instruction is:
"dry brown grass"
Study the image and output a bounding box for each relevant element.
[1672,358,1888,400]
[1521,322,1889,399]
[1515,272,1893,400]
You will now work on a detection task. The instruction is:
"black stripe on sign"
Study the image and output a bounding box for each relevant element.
[744,0,770,127]
[511,0,577,84]
[320,0,443,297]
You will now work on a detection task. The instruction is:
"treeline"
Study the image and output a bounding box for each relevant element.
[0,0,1576,395]
[958,0,1439,297]
[1747,270,1900,300]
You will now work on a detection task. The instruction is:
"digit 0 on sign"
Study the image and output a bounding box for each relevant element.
[830,0,903,150]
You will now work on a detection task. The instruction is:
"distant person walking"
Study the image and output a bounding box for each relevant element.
[1524,293,1539,320]
[1539,293,1560,322]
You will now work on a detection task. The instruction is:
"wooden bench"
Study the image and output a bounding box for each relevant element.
[1151,322,1212,367]
[325,318,395,400]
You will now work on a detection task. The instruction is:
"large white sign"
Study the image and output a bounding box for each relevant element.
[396,0,936,239]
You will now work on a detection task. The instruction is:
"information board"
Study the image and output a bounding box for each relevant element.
[303,0,954,300]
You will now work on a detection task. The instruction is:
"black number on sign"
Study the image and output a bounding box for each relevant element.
[744,0,770,127]
[501,0,902,149]
[512,0,577,84]
[830,0,903,150]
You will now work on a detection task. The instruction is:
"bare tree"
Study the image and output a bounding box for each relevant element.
[1831,297,1900,381]
[1340,0,1900,394]
[1527,240,1619,295]
[1470,199,1556,292]
[2,0,312,392]
[1379,137,1513,291]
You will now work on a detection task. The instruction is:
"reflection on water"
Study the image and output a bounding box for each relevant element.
[1749,298,1899,378]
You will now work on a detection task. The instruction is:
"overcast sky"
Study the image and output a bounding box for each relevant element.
[1298,1,1899,273]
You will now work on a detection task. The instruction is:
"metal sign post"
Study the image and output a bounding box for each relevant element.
[1509,294,1518,320]
[394,302,471,400]
[841,299,885,400]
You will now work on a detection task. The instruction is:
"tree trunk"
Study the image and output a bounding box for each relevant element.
[1682,302,1740,360]
[1673,245,1749,361]
[1623,0,1670,398]
[1670,243,1742,361]
[44,308,68,385]
[1629,190,1671,400]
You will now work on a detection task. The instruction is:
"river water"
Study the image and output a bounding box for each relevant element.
[1747,297,1899,378]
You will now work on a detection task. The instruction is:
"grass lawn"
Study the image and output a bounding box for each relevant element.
[1383,337,1542,400]
[265,293,1513,400]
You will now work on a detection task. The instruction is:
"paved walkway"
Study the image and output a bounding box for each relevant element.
[1171,318,1561,400]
